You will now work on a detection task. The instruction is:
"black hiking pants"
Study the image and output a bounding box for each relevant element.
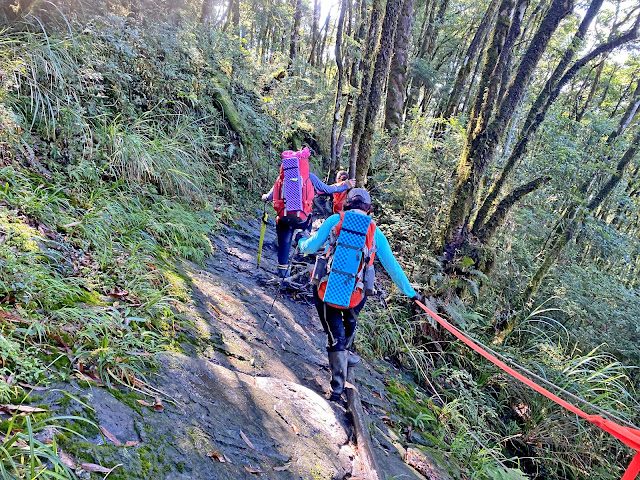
[312,285,367,352]
[276,215,311,277]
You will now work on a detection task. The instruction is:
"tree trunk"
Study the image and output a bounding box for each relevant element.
[309,0,321,66]
[576,57,606,122]
[610,76,636,118]
[317,11,332,68]
[459,32,491,117]
[348,0,384,180]
[355,0,404,186]
[222,0,240,31]
[476,176,551,243]
[383,0,414,134]
[329,0,349,180]
[406,0,450,112]
[438,0,519,248]
[201,0,216,26]
[441,0,574,249]
[476,0,528,135]
[289,0,303,67]
[610,81,640,141]
[336,0,369,161]
[438,0,501,119]
[1,0,36,21]
[232,0,240,28]
[472,0,639,232]
[495,0,529,114]
[259,10,271,62]
[597,64,619,110]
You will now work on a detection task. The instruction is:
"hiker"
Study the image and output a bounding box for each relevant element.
[331,170,349,214]
[298,188,421,402]
[262,147,354,278]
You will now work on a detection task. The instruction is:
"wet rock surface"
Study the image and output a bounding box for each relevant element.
[47,213,432,479]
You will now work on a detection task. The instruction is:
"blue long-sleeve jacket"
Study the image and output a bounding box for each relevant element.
[265,173,348,201]
[298,213,417,298]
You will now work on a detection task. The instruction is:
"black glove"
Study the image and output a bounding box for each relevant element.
[293,230,310,247]
[411,293,422,304]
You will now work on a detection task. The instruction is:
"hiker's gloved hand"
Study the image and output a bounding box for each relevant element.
[261,193,269,202]
[294,231,310,247]
[345,179,356,189]
[411,293,422,304]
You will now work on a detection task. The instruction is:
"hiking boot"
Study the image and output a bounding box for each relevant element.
[347,352,361,366]
[328,350,348,401]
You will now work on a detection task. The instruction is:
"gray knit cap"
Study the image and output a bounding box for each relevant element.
[347,188,371,204]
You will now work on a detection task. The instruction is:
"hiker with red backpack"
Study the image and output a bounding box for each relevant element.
[331,170,349,214]
[298,188,421,402]
[261,147,355,278]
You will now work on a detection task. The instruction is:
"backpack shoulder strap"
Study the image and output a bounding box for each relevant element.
[297,157,310,178]
[325,212,345,257]
[365,220,377,266]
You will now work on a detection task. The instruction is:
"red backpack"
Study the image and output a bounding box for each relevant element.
[332,182,348,213]
[315,211,377,309]
[272,148,314,222]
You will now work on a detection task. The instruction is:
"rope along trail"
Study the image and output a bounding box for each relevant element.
[414,300,640,480]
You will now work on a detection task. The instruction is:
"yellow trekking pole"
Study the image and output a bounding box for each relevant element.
[257,202,268,268]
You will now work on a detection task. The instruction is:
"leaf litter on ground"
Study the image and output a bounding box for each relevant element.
[81,463,117,474]
[99,425,122,446]
[239,430,256,450]
[0,404,47,413]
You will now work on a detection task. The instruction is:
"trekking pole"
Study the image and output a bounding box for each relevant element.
[257,158,272,268]
[256,201,268,268]
[263,245,299,328]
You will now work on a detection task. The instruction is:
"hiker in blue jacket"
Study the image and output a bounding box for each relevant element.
[262,173,354,278]
[298,188,421,401]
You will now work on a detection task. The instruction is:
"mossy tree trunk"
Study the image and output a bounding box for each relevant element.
[212,76,245,136]
[329,0,349,181]
[473,3,639,232]
[440,0,574,250]
[289,0,302,67]
[308,0,321,66]
[475,176,551,243]
[438,0,518,248]
[348,0,384,180]
[383,0,414,135]
[200,0,215,26]
[494,0,529,113]
[355,0,404,186]
[436,0,500,119]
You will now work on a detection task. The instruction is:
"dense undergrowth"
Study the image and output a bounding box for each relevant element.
[0,2,638,480]
[0,5,283,477]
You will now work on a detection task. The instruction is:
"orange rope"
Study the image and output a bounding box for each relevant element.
[414,300,640,480]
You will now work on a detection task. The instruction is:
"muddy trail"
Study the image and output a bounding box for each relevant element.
[43,213,455,480]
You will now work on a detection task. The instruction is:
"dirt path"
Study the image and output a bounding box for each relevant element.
[46,214,438,479]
